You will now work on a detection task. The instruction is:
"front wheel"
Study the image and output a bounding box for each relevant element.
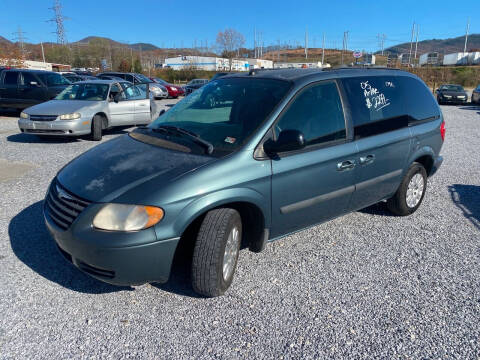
[191,208,242,297]
[90,115,103,141]
[387,162,427,216]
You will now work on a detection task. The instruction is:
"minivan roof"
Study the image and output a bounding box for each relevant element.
[1,69,59,74]
[223,67,413,83]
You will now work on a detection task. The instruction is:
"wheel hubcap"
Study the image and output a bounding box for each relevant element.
[406,173,424,208]
[223,226,239,281]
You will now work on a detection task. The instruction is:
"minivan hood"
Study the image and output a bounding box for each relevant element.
[25,100,99,116]
[57,134,215,202]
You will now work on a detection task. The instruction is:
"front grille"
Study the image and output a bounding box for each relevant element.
[26,129,66,134]
[30,115,58,121]
[45,180,91,230]
[77,260,115,279]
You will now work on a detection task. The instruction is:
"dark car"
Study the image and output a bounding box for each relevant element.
[96,74,127,82]
[435,84,468,105]
[0,69,70,110]
[471,84,480,104]
[97,72,168,99]
[63,73,97,83]
[44,68,444,297]
[150,77,185,98]
[183,78,209,95]
[73,70,94,76]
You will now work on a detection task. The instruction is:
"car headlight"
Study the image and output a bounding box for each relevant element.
[59,112,81,120]
[443,95,452,99]
[20,112,29,119]
[93,204,164,231]
[170,87,177,91]
[458,95,466,99]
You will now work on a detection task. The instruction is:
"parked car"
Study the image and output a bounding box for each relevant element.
[18,80,156,141]
[63,73,97,83]
[183,78,208,95]
[471,84,480,104]
[44,68,444,297]
[97,72,168,99]
[96,74,127,82]
[0,69,71,110]
[435,84,468,105]
[150,77,185,98]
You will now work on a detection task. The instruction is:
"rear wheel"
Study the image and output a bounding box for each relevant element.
[90,115,103,141]
[387,162,427,216]
[191,208,242,297]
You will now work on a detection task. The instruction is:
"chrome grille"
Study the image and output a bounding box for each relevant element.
[30,115,57,121]
[45,180,90,230]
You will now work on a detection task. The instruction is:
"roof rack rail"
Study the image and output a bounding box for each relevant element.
[328,65,401,71]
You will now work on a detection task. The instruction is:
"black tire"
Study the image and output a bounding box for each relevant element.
[387,162,427,216]
[436,96,442,105]
[90,115,103,141]
[191,208,242,297]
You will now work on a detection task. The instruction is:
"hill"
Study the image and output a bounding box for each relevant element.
[75,36,158,51]
[383,34,480,55]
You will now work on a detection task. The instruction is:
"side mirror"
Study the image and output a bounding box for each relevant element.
[114,94,120,103]
[263,129,305,156]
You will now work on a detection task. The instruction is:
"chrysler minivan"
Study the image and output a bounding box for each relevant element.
[44,68,444,297]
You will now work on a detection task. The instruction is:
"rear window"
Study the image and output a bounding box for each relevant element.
[341,75,440,139]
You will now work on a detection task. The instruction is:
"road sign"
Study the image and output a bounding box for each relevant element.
[353,50,362,58]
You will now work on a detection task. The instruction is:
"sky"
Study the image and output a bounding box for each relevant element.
[1,0,479,53]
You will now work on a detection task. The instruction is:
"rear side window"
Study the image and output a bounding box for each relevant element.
[4,71,19,85]
[341,76,408,139]
[276,81,346,146]
[20,72,39,85]
[399,76,440,121]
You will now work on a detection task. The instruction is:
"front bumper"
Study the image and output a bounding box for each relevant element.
[44,200,180,286]
[18,117,92,136]
[439,97,468,104]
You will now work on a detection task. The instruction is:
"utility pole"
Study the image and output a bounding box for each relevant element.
[377,34,386,55]
[322,33,325,65]
[305,26,308,59]
[254,27,257,58]
[463,18,470,53]
[48,0,68,45]
[12,26,27,58]
[408,22,415,67]
[41,42,46,63]
[414,25,419,64]
[341,31,349,64]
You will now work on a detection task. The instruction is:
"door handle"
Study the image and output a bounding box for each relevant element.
[337,160,356,171]
[359,154,375,165]
[138,104,146,106]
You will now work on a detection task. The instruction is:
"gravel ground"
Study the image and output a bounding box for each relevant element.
[0,103,479,359]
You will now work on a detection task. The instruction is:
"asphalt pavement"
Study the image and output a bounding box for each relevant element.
[0,103,479,359]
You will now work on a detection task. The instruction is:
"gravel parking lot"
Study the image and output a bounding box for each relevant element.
[0,102,479,359]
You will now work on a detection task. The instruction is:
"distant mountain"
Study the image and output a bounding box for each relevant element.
[75,36,158,51]
[382,34,480,55]
[0,36,12,45]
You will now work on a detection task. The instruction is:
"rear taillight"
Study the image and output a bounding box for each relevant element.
[440,120,445,141]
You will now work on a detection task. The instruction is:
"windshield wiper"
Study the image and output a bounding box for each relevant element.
[154,125,214,154]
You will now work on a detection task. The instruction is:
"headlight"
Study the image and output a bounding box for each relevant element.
[59,112,81,120]
[170,87,177,91]
[458,95,466,99]
[20,112,29,119]
[443,95,452,99]
[93,204,164,231]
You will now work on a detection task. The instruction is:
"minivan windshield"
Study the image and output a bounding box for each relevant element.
[440,85,464,92]
[149,78,291,155]
[55,83,110,101]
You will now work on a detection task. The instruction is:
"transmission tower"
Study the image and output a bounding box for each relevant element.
[49,0,68,44]
[12,26,28,58]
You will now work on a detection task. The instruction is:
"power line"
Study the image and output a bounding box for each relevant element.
[48,0,68,45]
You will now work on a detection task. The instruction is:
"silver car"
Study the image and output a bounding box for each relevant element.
[18,80,157,141]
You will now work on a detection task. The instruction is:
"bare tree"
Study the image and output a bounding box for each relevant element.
[216,28,245,71]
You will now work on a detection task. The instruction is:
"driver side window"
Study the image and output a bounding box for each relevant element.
[276,81,346,147]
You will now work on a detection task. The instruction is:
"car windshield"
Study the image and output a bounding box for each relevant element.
[149,78,291,155]
[37,73,71,86]
[55,83,110,101]
[440,85,464,92]
[135,73,153,83]
[154,78,168,85]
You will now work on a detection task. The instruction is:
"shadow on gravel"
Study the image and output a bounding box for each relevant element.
[458,105,480,110]
[449,184,480,230]
[9,201,131,294]
[358,202,392,217]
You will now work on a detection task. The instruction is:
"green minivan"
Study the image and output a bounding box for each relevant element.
[44,68,444,297]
